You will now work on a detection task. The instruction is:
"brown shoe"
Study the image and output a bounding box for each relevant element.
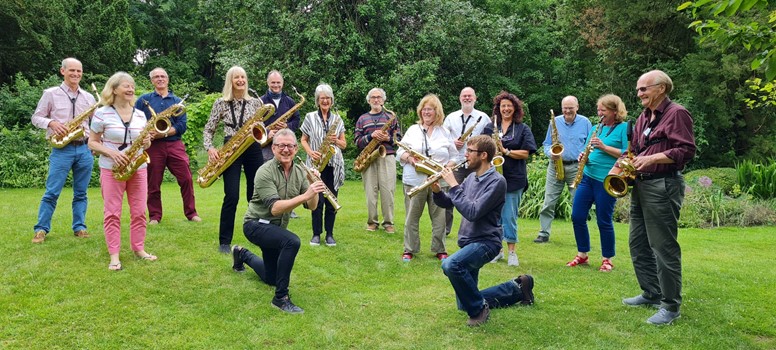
[148,219,159,225]
[365,224,378,232]
[74,230,89,238]
[467,304,490,326]
[384,225,395,234]
[32,230,46,244]
[190,216,202,222]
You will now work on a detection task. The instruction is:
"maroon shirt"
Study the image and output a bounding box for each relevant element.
[629,97,696,174]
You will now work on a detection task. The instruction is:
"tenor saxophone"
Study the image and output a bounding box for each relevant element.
[570,119,602,189]
[259,87,305,147]
[197,104,274,188]
[406,160,467,198]
[353,109,396,172]
[395,141,444,176]
[297,157,341,212]
[549,109,565,180]
[112,98,180,181]
[313,117,341,172]
[48,83,101,148]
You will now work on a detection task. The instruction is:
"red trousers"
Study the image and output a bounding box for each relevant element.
[146,140,198,221]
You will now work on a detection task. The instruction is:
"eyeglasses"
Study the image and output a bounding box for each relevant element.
[636,84,661,93]
[369,96,383,100]
[465,148,483,154]
[273,143,297,150]
[151,75,168,80]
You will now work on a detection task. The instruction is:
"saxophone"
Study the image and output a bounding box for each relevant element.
[395,140,444,176]
[549,109,565,180]
[458,115,483,142]
[570,119,602,189]
[313,117,341,172]
[297,156,342,212]
[48,83,101,148]
[353,109,396,172]
[196,104,274,188]
[259,87,305,147]
[406,160,467,198]
[111,98,179,181]
[603,145,636,198]
[491,117,505,174]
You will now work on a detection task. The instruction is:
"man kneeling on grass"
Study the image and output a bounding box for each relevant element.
[231,128,327,314]
[431,135,535,326]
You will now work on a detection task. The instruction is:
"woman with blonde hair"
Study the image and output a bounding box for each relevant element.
[566,94,629,271]
[89,72,156,270]
[397,94,459,261]
[203,66,266,254]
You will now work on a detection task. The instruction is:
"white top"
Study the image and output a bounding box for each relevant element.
[443,108,491,159]
[397,124,459,187]
[90,105,148,170]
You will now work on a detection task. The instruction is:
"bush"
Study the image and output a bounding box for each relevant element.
[678,175,776,228]
[0,74,62,129]
[736,159,776,200]
[519,150,571,220]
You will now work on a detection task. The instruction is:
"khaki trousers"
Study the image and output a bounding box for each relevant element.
[362,155,396,227]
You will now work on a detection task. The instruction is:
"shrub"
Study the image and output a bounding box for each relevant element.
[736,159,776,200]
[519,150,571,220]
[0,74,62,129]
[684,167,738,195]
[679,175,776,228]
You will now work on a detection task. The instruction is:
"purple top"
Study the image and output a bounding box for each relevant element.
[628,98,696,174]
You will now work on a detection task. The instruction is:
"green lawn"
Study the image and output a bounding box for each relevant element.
[1,180,774,349]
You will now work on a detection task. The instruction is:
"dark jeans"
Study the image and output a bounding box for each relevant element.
[219,142,263,245]
[312,165,338,237]
[146,140,198,222]
[243,219,301,299]
[629,176,685,312]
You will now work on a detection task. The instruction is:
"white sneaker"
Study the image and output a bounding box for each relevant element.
[490,251,503,263]
[507,252,519,266]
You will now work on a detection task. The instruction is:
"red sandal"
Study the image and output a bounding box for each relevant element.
[599,258,613,272]
[566,255,589,267]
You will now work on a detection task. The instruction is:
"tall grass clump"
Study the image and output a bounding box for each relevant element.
[736,159,776,199]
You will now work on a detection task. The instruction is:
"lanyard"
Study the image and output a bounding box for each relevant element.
[59,86,81,118]
[229,100,247,127]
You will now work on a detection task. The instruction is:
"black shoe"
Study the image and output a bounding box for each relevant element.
[231,245,245,272]
[310,235,321,246]
[467,303,490,326]
[271,295,304,314]
[533,235,549,243]
[219,244,231,254]
[515,275,535,305]
[325,236,336,247]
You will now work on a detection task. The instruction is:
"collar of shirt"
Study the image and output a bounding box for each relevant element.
[474,166,497,182]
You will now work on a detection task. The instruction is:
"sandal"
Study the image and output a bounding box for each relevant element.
[566,255,589,267]
[108,262,122,271]
[136,253,158,261]
[599,258,613,272]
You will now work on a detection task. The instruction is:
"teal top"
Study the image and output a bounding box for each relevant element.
[583,122,629,182]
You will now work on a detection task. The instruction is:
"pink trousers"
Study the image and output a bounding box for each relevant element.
[100,168,148,255]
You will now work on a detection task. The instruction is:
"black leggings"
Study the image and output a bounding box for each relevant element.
[219,142,263,245]
[311,165,338,237]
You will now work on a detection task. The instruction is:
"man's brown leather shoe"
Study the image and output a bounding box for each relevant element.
[32,230,46,243]
[74,230,89,238]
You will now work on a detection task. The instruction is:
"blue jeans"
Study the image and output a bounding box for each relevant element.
[501,188,524,243]
[441,242,500,317]
[34,144,93,233]
[571,175,617,258]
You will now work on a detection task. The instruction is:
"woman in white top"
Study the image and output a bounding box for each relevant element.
[397,94,459,262]
[88,72,156,271]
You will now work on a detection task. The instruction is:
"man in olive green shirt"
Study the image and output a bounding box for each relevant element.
[231,129,326,314]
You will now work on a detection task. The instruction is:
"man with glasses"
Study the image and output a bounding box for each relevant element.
[30,58,96,243]
[615,70,695,325]
[442,87,492,236]
[534,96,592,243]
[136,67,201,225]
[354,87,401,233]
[431,135,535,327]
[232,128,326,314]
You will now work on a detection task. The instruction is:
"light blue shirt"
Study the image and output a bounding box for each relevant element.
[542,114,592,161]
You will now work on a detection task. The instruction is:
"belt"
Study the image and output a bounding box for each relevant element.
[636,171,680,181]
[562,160,578,165]
[69,140,88,146]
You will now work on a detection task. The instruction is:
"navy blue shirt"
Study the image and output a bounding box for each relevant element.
[135,90,187,141]
[500,121,537,192]
[260,92,301,132]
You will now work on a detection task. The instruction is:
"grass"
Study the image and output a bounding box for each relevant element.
[1,180,774,349]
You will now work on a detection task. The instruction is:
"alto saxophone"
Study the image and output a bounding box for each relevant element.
[458,115,483,142]
[260,87,305,147]
[197,104,274,188]
[48,83,101,148]
[353,109,397,172]
[570,119,602,189]
[549,109,565,180]
[112,98,180,181]
[395,140,444,176]
[297,156,342,212]
[406,160,467,198]
[313,117,341,172]
[491,117,505,174]
[604,145,636,198]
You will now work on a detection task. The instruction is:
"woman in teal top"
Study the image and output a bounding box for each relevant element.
[567,94,629,272]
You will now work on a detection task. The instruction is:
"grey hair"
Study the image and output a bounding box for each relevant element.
[366,87,387,103]
[646,70,674,95]
[267,70,283,81]
[61,57,81,69]
[314,83,334,108]
[272,128,296,144]
[149,67,167,79]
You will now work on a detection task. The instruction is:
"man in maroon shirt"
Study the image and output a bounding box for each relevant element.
[611,70,696,325]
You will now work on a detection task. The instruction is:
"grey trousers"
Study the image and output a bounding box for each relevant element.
[403,184,447,254]
[629,175,685,312]
[537,162,579,237]
[362,155,396,227]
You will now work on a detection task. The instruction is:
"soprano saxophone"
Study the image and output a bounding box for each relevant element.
[353,109,396,172]
[549,109,565,180]
[259,87,305,147]
[458,115,483,142]
[48,83,101,148]
[297,156,341,212]
[570,119,602,189]
[313,117,341,172]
